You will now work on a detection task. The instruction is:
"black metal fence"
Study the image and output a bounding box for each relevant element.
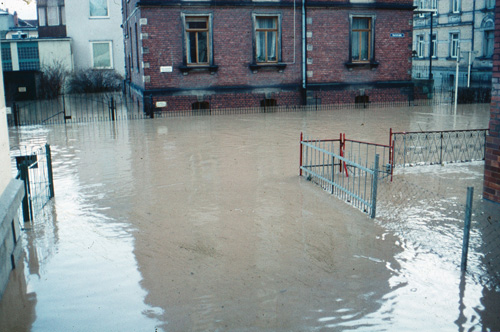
[7,88,492,127]
[11,144,55,222]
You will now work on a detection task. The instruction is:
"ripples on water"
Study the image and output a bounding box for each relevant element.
[2,104,499,331]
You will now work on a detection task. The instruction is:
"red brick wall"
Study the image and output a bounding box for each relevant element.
[139,6,302,90]
[483,0,500,203]
[306,8,412,84]
[123,1,414,111]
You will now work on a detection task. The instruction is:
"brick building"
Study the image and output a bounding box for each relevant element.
[122,0,415,112]
[483,0,500,204]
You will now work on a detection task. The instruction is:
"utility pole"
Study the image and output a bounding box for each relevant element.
[454,45,460,114]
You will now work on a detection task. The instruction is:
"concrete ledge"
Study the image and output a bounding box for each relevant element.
[0,179,25,301]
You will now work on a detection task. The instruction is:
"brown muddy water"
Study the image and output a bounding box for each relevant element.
[1,104,499,331]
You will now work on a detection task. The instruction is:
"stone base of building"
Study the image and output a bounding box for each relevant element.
[125,81,416,113]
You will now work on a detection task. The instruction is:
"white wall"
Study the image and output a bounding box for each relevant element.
[0,52,11,194]
[65,0,125,76]
[38,39,73,71]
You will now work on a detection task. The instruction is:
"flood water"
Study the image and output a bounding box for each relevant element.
[1,104,499,331]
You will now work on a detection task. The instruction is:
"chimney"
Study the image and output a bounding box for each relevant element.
[13,11,18,27]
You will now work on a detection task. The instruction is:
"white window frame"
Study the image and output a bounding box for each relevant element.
[450,33,459,58]
[47,6,60,26]
[38,8,46,26]
[418,0,426,17]
[452,0,460,13]
[91,41,113,69]
[417,35,425,58]
[431,33,437,58]
[431,0,437,15]
[89,0,109,18]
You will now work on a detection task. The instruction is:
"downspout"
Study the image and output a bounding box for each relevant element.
[471,0,476,54]
[302,0,307,103]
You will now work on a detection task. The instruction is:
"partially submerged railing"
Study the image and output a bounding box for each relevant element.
[299,133,380,218]
[11,144,55,222]
[390,128,488,167]
[341,134,393,181]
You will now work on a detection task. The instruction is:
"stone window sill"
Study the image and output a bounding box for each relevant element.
[249,63,287,73]
[179,65,218,75]
[345,61,379,71]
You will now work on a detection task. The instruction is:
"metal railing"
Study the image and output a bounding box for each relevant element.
[341,134,393,180]
[390,128,488,167]
[8,91,483,127]
[299,133,380,218]
[11,144,55,222]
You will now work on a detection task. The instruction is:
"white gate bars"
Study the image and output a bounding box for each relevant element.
[299,133,380,218]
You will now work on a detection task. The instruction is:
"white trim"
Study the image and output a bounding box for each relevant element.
[90,41,113,69]
[89,0,110,19]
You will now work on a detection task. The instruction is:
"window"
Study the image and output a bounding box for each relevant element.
[260,98,277,109]
[450,33,459,58]
[255,16,279,63]
[431,34,437,57]
[185,16,210,65]
[418,0,426,17]
[91,42,113,69]
[47,6,60,26]
[417,35,425,58]
[484,30,494,58]
[350,16,374,62]
[1,43,12,71]
[486,0,495,9]
[129,27,133,70]
[135,23,140,71]
[452,0,460,13]
[90,0,108,17]
[18,42,40,71]
[38,8,46,26]
[430,0,437,14]
[192,102,209,111]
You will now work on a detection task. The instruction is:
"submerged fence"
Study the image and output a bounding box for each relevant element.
[299,133,381,218]
[11,144,55,222]
[391,129,488,167]
[7,89,487,127]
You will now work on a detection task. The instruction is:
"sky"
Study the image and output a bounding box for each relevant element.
[0,0,37,20]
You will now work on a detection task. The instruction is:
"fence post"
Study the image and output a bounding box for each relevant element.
[109,97,116,121]
[19,162,32,222]
[461,186,474,272]
[389,128,394,181]
[440,132,444,165]
[45,144,55,199]
[13,103,19,127]
[370,154,380,219]
[62,94,67,124]
[299,132,303,176]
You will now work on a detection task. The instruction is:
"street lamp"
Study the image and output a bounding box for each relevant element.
[414,8,437,80]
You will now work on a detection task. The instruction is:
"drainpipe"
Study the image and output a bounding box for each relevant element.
[302,0,307,103]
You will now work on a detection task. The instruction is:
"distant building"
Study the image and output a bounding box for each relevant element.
[65,0,125,75]
[0,7,72,101]
[122,0,415,113]
[412,0,495,88]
